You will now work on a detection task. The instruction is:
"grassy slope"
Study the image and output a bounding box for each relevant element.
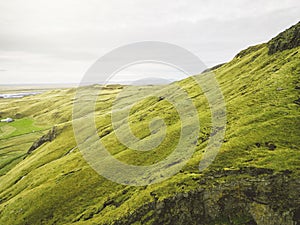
[0,32,299,224]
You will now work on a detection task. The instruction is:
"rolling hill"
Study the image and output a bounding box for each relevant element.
[0,22,299,225]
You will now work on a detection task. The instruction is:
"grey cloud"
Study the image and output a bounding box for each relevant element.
[0,0,299,84]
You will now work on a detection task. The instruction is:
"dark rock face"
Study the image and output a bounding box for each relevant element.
[112,169,299,225]
[255,143,261,147]
[14,113,23,119]
[268,21,300,55]
[294,98,300,105]
[158,96,165,101]
[27,126,57,154]
[265,142,277,150]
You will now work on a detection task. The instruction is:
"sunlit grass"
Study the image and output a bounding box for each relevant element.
[0,40,299,224]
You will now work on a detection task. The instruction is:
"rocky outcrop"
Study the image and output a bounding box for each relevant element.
[268,21,300,54]
[27,126,57,154]
[112,169,299,225]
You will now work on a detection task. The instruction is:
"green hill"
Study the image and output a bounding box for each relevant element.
[0,22,299,225]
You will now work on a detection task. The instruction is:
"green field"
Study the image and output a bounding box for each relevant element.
[0,118,47,139]
[0,22,299,225]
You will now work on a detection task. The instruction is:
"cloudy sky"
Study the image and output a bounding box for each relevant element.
[0,0,299,84]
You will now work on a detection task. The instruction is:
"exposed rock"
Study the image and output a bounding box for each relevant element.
[293,98,300,105]
[158,96,165,101]
[268,21,300,55]
[14,113,23,119]
[112,170,299,225]
[27,126,57,154]
[255,143,261,147]
[265,142,277,150]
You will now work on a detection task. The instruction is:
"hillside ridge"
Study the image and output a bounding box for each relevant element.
[0,22,299,225]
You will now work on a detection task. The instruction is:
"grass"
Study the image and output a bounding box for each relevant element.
[0,24,299,224]
[0,118,47,139]
[0,118,48,176]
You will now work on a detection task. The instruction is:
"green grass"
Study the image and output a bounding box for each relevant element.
[0,118,47,139]
[0,118,48,176]
[0,24,299,224]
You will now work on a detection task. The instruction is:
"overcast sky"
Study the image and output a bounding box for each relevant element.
[0,0,299,84]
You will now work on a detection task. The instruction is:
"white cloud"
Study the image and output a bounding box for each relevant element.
[0,0,299,84]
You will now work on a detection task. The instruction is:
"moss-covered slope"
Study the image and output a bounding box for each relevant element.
[0,22,299,225]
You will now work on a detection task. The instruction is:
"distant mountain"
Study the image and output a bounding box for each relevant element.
[106,77,176,86]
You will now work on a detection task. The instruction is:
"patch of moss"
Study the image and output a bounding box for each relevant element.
[0,23,299,225]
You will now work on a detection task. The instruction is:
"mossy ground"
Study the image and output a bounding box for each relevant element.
[0,39,299,224]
